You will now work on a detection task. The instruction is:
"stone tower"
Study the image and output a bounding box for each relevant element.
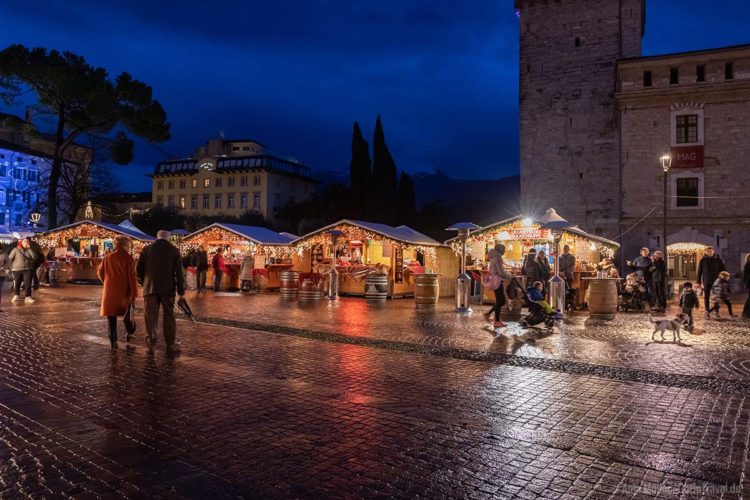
[516,0,645,236]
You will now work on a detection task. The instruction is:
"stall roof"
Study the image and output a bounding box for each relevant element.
[187,223,295,245]
[43,220,156,241]
[118,219,149,236]
[294,219,442,246]
[444,215,619,247]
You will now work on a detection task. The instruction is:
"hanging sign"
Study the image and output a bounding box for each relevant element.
[394,245,404,283]
[501,228,551,240]
[671,146,704,168]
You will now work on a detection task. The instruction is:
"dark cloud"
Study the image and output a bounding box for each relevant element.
[1,0,747,191]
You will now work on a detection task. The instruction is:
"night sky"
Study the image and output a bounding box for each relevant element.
[2,1,749,192]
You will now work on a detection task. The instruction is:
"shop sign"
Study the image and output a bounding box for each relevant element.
[671,146,704,168]
[502,228,551,240]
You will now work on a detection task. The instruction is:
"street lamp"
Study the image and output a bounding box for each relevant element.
[30,212,41,228]
[447,222,481,313]
[660,153,672,299]
[537,208,574,319]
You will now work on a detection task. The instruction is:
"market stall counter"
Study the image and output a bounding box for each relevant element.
[445,212,619,308]
[291,220,456,299]
[182,223,295,291]
[37,220,154,283]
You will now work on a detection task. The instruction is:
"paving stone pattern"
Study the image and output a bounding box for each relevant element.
[0,286,748,497]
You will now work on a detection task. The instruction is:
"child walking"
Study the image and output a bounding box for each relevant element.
[709,271,734,318]
[679,281,699,330]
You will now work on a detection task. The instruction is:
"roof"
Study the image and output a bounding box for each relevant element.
[43,220,155,241]
[618,43,750,65]
[186,223,295,245]
[0,139,54,160]
[118,220,150,236]
[294,219,442,246]
[151,154,316,181]
[444,214,619,247]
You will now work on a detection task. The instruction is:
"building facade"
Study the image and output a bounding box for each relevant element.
[0,141,47,236]
[516,0,645,237]
[516,0,750,276]
[151,139,316,221]
[617,45,750,278]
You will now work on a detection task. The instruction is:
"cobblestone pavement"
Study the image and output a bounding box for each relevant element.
[40,285,750,384]
[1,285,749,498]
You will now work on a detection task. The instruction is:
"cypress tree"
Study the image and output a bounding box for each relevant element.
[348,122,371,219]
[397,171,417,225]
[371,115,398,224]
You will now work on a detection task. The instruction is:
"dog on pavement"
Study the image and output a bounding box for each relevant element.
[649,313,690,342]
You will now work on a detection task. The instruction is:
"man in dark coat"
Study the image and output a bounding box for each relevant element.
[137,230,186,354]
[697,246,726,318]
[558,245,576,288]
[191,245,209,293]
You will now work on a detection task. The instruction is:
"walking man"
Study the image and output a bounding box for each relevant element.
[697,246,726,319]
[136,230,185,354]
[192,245,209,293]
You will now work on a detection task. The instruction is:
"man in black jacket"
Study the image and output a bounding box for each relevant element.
[191,245,209,293]
[137,230,186,354]
[697,246,726,318]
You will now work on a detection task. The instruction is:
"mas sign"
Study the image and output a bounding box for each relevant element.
[671,146,704,168]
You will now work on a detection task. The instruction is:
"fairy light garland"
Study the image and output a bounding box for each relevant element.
[37,223,152,251]
[293,223,438,263]
[667,242,707,256]
[181,226,293,260]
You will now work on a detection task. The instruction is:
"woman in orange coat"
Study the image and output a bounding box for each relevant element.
[98,235,138,348]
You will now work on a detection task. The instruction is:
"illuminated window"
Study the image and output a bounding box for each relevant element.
[192,179,198,188]
[179,195,186,209]
[203,179,210,188]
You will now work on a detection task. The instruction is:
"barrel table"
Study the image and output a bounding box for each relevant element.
[585,278,618,320]
[253,274,268,293]
[414,274,439,307]
[365,274,389,301]
[280,271,299,299]
[298,278,321,301]
[49,268,67,287]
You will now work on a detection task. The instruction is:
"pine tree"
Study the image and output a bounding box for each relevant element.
[397,171,416,225]
[348,122,370,219]
[371,115,398,224]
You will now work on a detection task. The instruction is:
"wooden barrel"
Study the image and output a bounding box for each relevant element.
[280,271,299,299]
[502,283,524,321]
[49,268,66,287]
[365,274,389,302]
[587,278,618,320]
[414,274,439,307]
[253,274,268,293]
[298,279,321,301]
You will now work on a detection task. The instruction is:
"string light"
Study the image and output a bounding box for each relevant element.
[181,226,293,260]
[37,222,152,252]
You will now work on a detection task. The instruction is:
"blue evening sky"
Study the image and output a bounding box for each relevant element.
[1,0,748,191]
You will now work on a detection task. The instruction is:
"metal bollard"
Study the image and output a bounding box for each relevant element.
[456,273,472,312]
[548,274,566,319]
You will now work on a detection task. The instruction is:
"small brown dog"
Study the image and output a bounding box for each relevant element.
[649,313,690,342]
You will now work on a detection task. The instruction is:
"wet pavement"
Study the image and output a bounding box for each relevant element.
[1,284,749,498]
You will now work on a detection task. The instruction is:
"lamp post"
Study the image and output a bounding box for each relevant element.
[660,153,672,299]
[537,208,573,319]
[30,212,41,229]
[447,222,481,313]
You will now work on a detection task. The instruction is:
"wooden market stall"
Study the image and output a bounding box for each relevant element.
[181,223,295,290]
[37,220,155,282]
[445,213,619,306]
[291,220,457,298]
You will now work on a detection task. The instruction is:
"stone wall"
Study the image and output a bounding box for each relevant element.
[517,0,644,237]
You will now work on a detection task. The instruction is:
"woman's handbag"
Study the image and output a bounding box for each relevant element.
[124,300,136,334]
[482,273,502,291]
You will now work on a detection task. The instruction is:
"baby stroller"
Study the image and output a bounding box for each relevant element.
[618,273,650,312]
[513,278,556,330]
